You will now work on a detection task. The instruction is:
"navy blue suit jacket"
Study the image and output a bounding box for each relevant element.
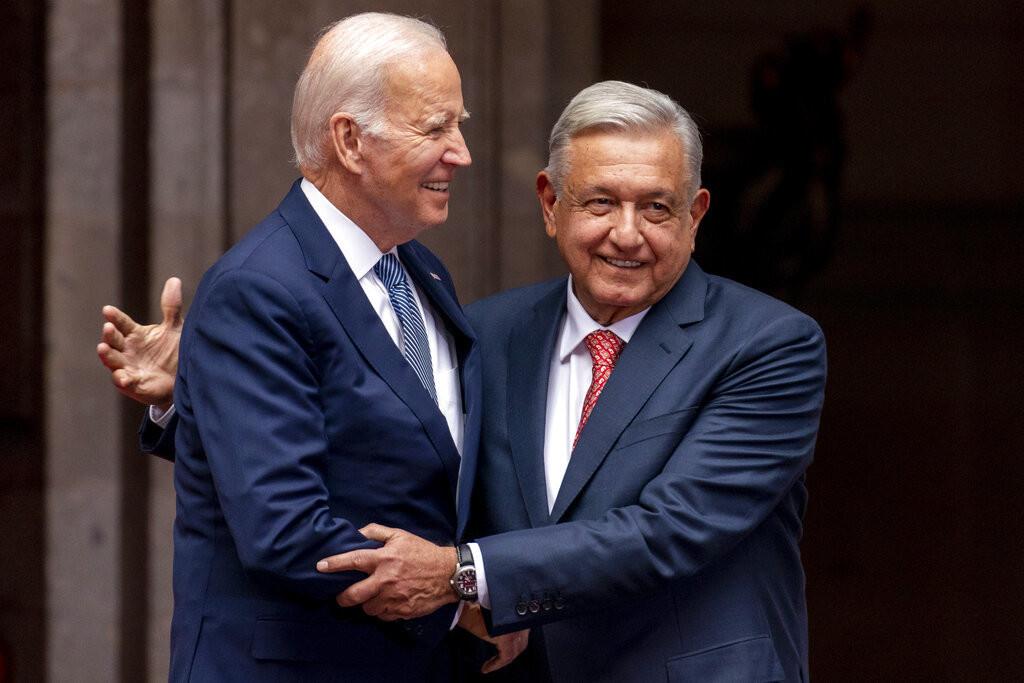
[467,263,826,682]
[167,181,480,682]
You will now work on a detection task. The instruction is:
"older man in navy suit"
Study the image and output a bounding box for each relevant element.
[102,80,825,681]
[318,81,827,682]
[98,12,527,682]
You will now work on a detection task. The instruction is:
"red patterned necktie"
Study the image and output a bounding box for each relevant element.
[573,330,625,448]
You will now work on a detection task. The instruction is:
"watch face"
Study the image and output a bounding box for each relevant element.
[453,567,478,597]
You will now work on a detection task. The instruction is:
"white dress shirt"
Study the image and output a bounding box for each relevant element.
[473,278,648,609]
[299,179,464,453]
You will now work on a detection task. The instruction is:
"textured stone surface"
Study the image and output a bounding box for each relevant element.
[45,0,123,680]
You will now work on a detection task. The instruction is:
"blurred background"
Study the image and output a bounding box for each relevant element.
[1,0,1021,680]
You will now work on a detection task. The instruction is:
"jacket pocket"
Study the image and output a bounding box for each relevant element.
[666,635,785,682]
[616,407,698,448]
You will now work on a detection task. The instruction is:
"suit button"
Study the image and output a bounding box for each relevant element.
[515,601,528,616]
[554,596,566,610]
[528,600,541,613]
[541,598,553,611]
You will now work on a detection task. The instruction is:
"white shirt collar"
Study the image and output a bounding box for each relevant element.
[300,178,392,278]
[558,276,649,362]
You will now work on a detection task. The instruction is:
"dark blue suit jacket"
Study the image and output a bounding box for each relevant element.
[167,181,480,682]
[467,263,826,682]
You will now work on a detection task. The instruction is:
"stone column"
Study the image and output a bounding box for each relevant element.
[147,1,228,679]
[45,0,125,680]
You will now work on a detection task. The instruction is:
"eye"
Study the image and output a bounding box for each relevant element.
[585,197,615,214]
[643,201,673,221]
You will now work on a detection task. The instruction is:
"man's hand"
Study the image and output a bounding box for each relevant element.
[458,602,529,674]
[316,523,458,621]
[96,276,183,410]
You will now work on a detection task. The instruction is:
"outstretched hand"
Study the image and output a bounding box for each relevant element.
[316,523,457,621]
[458,602,530,674]
[97,277,183,409]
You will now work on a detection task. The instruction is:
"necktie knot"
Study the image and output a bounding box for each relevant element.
[373,253,404,290]
[584,330,624,368]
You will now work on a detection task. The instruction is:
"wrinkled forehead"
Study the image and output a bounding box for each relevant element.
[380,50,468,120]
[564,127,690,186]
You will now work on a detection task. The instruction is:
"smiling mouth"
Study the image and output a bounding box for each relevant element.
[421,182,450,193]
[602,256,643,268]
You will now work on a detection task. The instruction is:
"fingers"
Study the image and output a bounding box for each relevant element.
[101,321,126,351]
[358,523,400,543]
[101,305,138,336]
[160,277,184,327]
[481,631,529,674]
[111,370,139,392]
[316,548,379,574]
[334,577,380,608]
[97,342,129,372]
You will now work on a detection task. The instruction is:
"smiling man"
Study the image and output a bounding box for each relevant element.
[317,81,827,682]
[99,80,826,682]
[94,13,532,682]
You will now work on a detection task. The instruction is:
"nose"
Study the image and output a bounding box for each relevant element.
[608,204,644,250]
[442,128,472,167]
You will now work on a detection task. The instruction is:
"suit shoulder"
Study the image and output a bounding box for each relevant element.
[466,277,564,329]
[202,211,307,282]
[704,273,824,342]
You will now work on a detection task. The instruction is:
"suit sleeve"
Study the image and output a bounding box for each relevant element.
[476,313,827,633]
[182,268,377,600]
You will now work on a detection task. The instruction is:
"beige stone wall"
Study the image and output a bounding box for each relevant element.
[45,0,125,680]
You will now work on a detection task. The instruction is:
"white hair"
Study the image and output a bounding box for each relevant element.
[546,80,703,198]
[290,13,447,171]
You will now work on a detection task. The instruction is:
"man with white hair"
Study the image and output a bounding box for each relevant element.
[98,13,525,681]
[101,77,826,679]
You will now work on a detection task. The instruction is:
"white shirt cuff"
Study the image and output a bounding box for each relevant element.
[149,403,176,429]
[450,600,465,630]
[467,541,489,610]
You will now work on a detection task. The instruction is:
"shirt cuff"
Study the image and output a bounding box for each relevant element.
[149,403,176,429]
[450,600,465,630]
[467,541,489,610]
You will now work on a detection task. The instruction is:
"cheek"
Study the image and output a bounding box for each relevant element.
[554,218,603,260]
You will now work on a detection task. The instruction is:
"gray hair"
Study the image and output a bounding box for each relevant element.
[546,80,703,199]
[290,13,447,171]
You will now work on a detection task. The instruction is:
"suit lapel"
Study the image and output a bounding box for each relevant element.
[279,183,462,502]
[507,282,566,528]
[549,264,709,523]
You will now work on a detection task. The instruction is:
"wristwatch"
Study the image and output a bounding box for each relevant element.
[449,543,478,602]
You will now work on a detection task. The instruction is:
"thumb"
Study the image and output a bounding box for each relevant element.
[160,277,184,327]
[359,523,399,543]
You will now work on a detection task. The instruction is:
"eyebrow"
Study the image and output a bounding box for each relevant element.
[423,109,471,129]
[577,184,679,202]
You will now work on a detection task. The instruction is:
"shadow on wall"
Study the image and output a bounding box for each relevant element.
[698,7,873,304]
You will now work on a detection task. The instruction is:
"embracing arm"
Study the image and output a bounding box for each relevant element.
[184,269,378,600]
[477,313,827,633]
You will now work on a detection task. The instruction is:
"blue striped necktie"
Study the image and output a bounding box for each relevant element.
[374,253,438,403]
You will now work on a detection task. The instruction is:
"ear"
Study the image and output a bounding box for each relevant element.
[329,112,365,174]
[536,171,559,238]
[687,188,711,249]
